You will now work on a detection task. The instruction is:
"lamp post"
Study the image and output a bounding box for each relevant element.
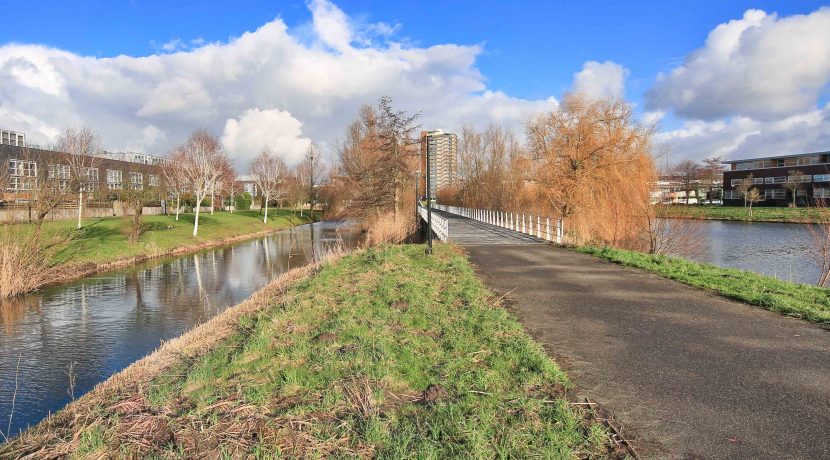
[426,147,433,255]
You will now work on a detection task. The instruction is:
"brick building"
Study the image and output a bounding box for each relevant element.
[722,151,830,206]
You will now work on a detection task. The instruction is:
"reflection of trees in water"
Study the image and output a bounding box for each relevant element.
[0,295,41,333]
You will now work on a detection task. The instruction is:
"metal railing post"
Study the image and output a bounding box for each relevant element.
[546,217,551,241]
[537,215,542,238]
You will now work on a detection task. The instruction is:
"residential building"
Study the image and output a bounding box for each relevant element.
[99,151,169,166]
[1,129,26,147]
[419,129,458,199]
[722,151,830,206]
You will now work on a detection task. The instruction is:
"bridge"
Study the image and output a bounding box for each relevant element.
[416,202,830,459]
[417,204,563,245]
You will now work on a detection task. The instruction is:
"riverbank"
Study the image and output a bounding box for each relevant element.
[7,209,317,296]
[576,246,830,325]
[2,244,621,459]
[657,205,824,223]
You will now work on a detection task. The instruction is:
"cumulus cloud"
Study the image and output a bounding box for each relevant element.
[222,108,312,166]
[0,0,554,168]
[646,8,830,121]
[570,60,629,100]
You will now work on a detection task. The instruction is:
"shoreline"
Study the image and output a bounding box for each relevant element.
[2,253,340,451]
[660,214,816,224]
[31,214,318,296]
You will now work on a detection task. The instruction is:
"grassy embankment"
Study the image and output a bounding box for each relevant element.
[577,246,830,326]
[46,209,316,266]
[3,244,622,459]
[657,205,823,223]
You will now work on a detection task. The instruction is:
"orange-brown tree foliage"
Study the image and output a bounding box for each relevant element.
[525,94,656,247]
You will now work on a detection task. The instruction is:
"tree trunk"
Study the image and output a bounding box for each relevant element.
[193,198,202,236]
[77,191,83,229]
[263,195,269,224]
[175,194,180,221]
[210,191,215,215]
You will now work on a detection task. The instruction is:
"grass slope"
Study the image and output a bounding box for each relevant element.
[577,246,830,325]
[658,205,823,223]
[46,209,315,265]
[4,245,620,459]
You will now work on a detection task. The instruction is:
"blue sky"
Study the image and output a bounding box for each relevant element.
[1,0,830,166]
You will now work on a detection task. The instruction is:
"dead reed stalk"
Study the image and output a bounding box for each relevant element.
[0,226,70,299]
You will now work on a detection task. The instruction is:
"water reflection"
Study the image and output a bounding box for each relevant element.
[0,221,361,436]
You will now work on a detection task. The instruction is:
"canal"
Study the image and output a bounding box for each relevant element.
[0,221,362,436]
[672,219,817,285]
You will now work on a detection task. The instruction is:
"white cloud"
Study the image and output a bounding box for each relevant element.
[570,60,628,100]
[646,7,830,121]
[655,102,830,162]
[221,108,312,167]
[0,0,555,169]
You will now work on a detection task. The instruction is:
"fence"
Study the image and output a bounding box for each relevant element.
[417,204,449,242]
[434,204,564,244]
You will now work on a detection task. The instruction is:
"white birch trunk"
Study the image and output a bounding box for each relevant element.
[263,194,269,224]
[193,198,202,236]
[175,194,180,221]
[77,191,83,229]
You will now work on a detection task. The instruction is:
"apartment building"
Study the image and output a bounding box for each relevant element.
[419,129,458,200]
[722,151,830,206]
[1,129,26,147]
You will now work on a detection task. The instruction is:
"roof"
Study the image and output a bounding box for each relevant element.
[722,150,830,164]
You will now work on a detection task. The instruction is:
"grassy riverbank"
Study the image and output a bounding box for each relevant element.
[657,205,823,223]
[577,246,830,325]
[45,209,316,265]
[3,244,621,459]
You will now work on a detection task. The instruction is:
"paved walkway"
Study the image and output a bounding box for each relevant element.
[434,210,546,245]
[442,214,830,459]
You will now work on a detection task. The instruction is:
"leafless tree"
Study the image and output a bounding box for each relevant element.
[672,159,702,205]
[249,148,288,224]
[297,143,326,217]
[377,96,421,223]
[746,187,762,218]
[179,129,227,236]
[55,127,103,229]
[783,170,805,207]
[120,168,161,242]
[807,200,830,286]
[161,148,187,220]
[700,156,724,204]
[735,173,755,209]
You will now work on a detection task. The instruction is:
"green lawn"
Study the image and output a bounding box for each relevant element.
[577,246,830,325]
[658,205,824,223]
[45,209,316,265]
[4,245,621,459]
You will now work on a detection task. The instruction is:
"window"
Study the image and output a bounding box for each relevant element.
[129,172,143,190]
[48,164,71,191]
[751,177,765,185]
[107,169,122,190]
[724,190,743,199]
[81,167,99,192]
[788,174,811,183]
[814,174,830,182]
[765,176,786,184]
[815,188,830,199]
[797,189,808,197]
[148,174,159,187]
[731,178,744,186]
[764,189,785,199]
[8,159,37,190]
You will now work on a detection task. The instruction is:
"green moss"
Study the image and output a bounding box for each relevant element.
[577,246,830,325]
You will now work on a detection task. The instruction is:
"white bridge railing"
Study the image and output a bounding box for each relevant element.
[417,204,449,242]
[434,204,564,244]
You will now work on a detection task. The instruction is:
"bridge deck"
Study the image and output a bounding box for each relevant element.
[432,210,546,245]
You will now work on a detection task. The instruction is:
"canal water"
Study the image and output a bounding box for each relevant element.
[671,219,818,285]
[0,221,362,436]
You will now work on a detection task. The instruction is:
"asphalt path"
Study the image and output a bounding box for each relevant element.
[444,218,830,459]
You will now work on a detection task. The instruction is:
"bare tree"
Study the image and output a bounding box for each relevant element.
[55,127,103,229]
[249,149,288,224]
[179,129,226,236]
[735,173,755,209]
[297,143,326,217]
[672,160,702,205]
[783,170,805,207]
[746,187,762,218]
[700,156,724,204]
[161,148,187,221]
[807,200,830,286]
[121,168,162,242]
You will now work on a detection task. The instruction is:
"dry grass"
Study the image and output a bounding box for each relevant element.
[0,227,70,298]
[0,254,342,459]
[364,212,415,246]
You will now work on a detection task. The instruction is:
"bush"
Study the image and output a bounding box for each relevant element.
[235,192,252,211]
[0,226,68,298]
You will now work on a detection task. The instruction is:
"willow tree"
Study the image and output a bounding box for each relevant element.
[526,94,656,246]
